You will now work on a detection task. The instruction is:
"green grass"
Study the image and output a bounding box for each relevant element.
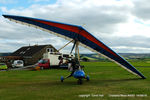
[0,61,150,100]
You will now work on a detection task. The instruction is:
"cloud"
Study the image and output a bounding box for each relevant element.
[132,0,150,21]
[1,0,150,53]
[2,0,131,34]
[100,35,150,53]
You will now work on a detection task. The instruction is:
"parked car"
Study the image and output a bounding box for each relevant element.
[12,60,24,68]
[0,63,8,70]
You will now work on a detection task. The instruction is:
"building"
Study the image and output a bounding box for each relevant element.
[3,44,58,66]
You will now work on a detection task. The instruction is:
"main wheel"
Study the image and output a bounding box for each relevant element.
[86,75,90,81]
[77,79,83,85]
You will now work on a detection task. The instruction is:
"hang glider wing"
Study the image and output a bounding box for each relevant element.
[3,15,146,79]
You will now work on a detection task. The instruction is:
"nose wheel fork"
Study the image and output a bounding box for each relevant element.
[61,76,64,82]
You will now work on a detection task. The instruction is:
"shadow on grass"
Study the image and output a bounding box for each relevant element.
[31,78,144,86]
[15,80,79,87]
[88,78,144,85]
[10,77,143,88]
[98,78,142,82]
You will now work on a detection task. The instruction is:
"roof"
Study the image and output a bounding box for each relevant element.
[11,44,55,57]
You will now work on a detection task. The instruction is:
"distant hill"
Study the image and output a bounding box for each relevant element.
[119,53,150,59]
[80,54,109,61]
[0,53,11,56]
[80,53,150,61]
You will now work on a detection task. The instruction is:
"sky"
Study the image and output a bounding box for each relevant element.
[1,0,150,53]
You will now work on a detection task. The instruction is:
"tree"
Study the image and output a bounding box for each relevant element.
[82,57,89,62]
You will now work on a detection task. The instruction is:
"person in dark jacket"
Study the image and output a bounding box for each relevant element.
[65,58,79,78]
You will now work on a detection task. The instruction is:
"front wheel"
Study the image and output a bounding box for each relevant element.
[61,76,64,82]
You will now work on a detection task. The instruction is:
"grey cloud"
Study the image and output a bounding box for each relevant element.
[132,0,150,20]
[30,3,129,34]
[0,1,131,52]
[100,35,150,53]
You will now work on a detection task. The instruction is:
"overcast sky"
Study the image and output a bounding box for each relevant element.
[1,0,150,53]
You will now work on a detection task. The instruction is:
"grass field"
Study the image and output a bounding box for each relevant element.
[0,61,150,100]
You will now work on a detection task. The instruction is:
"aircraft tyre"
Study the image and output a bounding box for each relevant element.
[61,76,64,82]
[86,75,90,81]
[78,79,83,85]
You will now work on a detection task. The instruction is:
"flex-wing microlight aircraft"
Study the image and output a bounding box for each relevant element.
[3,15,146,84]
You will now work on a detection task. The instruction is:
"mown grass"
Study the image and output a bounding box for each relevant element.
[0,61,150,100]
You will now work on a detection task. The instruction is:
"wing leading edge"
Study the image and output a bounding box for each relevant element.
[3,14,146,79]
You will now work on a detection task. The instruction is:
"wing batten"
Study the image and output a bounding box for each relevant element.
[3,14,146,79]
